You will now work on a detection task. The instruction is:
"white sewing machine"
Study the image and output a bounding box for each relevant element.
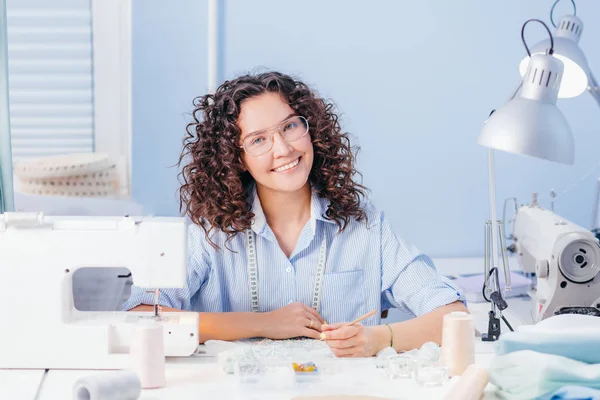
[510,200,600,322]
[0,212,199,369]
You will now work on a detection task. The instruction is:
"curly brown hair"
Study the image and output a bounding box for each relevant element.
[178,71,368,248]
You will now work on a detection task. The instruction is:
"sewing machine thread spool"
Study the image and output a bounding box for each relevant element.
[129,320,166,389]
[440,311,475,376]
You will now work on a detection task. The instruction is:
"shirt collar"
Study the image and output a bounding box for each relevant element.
[249,184,335,236]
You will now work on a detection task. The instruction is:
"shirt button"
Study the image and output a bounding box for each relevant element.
[286,267,292,273]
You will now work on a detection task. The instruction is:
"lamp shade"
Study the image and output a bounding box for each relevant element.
[479,53,574,165]
[519,15,589,98]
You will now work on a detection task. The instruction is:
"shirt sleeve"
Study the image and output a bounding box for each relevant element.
[121,223,211,311]
[379,211,465,316]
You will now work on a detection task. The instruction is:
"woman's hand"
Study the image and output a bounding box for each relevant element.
[321,323,388,357]
[260,302,324,340]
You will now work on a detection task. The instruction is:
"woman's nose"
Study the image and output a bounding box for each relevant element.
[272,132,293,157]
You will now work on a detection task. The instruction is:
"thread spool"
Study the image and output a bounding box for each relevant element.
[442,364,488,400]
[129,320,166,389]
[72,370,141,400]
[440,311,475,376]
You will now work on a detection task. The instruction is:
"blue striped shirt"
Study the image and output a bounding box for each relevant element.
[122,187,464,326]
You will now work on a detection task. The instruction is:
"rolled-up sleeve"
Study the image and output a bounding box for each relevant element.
[380,212,465,317]
[121,224,210,311]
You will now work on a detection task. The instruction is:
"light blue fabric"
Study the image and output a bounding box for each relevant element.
[495,331,600,364]
[487,350,600,400]
[538,386,600,400]
[122,185,464,325]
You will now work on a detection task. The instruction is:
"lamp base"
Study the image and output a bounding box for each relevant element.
[481,311,501,342]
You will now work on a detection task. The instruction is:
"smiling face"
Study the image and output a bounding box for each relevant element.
[238,92,314,195]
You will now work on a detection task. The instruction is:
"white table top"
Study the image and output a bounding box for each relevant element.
[433,257,521,278]
[0,257,532,400]
[34,299,527,400]
[0,369,46,400]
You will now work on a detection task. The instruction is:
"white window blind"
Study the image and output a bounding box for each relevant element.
[6,0,94,161]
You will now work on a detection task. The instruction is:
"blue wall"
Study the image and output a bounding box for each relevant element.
[131,0,600,258]
[131,0,209,216]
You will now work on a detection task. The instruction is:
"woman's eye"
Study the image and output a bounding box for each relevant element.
[283,122,297,131]
[251,137,265,146]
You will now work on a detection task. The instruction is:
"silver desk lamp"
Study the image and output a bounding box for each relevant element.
[518,0,600,105]
[477,18,575,341]
[523,1,600,233]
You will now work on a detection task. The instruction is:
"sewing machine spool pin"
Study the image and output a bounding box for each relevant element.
[146,288,162,318]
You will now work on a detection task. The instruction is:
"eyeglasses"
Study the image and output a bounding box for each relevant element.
[239,115,309,157]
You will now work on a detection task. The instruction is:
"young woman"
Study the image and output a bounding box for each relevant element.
[123,71,467,357]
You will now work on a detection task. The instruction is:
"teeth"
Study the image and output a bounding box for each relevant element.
[274,158,300,172]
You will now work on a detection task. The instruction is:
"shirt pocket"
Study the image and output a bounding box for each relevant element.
[318,269,366,325]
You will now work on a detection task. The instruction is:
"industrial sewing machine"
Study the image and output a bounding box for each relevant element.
[0,212,199,369]
[509,197,600,322]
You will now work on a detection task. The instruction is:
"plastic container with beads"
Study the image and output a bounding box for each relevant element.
[292,361,321,383]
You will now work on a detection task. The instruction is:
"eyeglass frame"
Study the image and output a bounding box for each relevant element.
[238,115,310,157]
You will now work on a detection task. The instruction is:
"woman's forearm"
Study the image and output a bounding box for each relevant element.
[129,305,266,343]
[197,311,268,342]
[378,301,469,353]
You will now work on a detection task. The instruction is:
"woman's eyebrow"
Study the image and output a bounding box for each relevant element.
[243,113,297,139]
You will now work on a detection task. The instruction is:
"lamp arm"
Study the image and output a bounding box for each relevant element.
[487,150,512,292]
[481,81,524,342]
[484,80,522,290]
[587,70,600,109]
